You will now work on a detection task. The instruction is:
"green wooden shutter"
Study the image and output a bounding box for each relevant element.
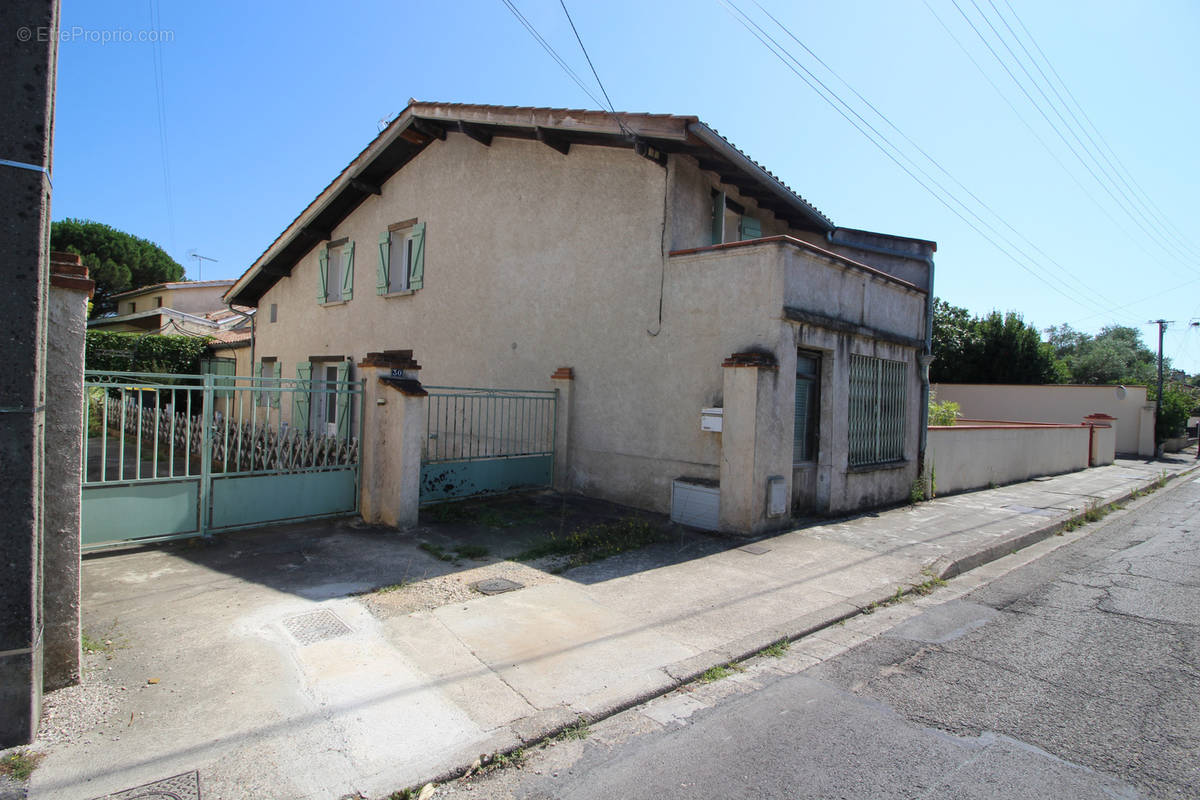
[711,191,726,245]
[341,241,355,301]
[409,222,425,290]
[741,216,762,239]
[335,361,351,440]
[293,362,312,433]
[317,247,329,303]
[377,231,391,294]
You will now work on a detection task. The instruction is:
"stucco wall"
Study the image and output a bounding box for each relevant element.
[925,424,1090,495]
[118,285,230,316]
[254,135,929,519]
[932,383,1153,456]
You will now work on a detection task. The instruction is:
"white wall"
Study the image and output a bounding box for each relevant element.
[925,423,1090,495]
[933,383,1154,456]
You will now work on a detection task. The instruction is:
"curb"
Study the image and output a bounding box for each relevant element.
[396,461,1200,798]
[932,462,1200,580]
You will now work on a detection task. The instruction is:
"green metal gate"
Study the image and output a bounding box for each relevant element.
[420,386,557,504]
[82,369,364,550]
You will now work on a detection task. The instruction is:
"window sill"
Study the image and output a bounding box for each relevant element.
[382,289,416,298]
[321,299,349,307]
[846,459,909,474]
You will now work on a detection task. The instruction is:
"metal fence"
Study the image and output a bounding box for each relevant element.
[423,386,557,463]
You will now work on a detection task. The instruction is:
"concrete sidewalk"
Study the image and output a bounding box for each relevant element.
[25,456,1198,800]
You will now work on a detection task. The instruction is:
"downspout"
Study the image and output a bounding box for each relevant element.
[226,300,256,371]
[826,231,936,472]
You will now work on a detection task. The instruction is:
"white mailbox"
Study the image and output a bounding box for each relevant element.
[700,407,723,432]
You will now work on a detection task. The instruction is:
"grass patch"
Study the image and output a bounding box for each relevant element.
[758,640,790,658]
[698,662,745,683]
[515,518,670,570]
[419,542,455,562]
[553,719,591,742]
[418,542,490,563]
[454,544,490,560]
[0,750,43,782]
[373,582,410,594]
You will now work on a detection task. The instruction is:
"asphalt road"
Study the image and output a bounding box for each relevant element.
[437,477,1200,799]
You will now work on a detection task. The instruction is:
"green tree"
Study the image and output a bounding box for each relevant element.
[51,219,184,318]
[1046,324,1160,385]
[930,299,1064,384]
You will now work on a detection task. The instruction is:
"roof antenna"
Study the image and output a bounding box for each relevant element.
[186,249,218,281]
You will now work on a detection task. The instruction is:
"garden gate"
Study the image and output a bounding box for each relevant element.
[420,386,556,503]
[81,369,363,550]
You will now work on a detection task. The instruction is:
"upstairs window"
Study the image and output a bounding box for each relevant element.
[848,354,907,466]
[378,219,426,294]
[318,238,355,303]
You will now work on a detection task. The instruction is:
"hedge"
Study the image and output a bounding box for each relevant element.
[85,331,211,374]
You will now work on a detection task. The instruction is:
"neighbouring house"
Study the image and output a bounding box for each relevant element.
[88,278,255,379]
[90,279,254,337]
[225,101,936,533]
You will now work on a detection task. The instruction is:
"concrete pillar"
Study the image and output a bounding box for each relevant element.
[0,0,59,747]
[43,253,92,690]
[718,352,793,535]
[551,367,574,491]
[357,351,426,528]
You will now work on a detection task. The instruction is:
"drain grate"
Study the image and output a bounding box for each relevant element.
[283,609,352,645]
[91,770,200,800]
[472,577,524,595]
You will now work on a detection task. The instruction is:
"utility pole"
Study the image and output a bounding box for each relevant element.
[1149,319,1172,450]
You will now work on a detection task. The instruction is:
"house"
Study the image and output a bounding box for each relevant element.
[87,278,256,376]
[225,102,935,533]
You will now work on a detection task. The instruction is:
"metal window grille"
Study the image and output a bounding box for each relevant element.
[848,354,907,466]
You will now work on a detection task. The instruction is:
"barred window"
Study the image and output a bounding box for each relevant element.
[848,354,907,466]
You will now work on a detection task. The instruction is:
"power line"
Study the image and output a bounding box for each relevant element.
[748,0,1135,323]
[995,0,1196,259]
[722,0,1139,322]
[148,0,175,255]
[559,0,614,113]
[949,0,1200,277]
[498,0,608,111]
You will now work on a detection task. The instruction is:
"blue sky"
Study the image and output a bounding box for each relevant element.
[52,0,1200,373]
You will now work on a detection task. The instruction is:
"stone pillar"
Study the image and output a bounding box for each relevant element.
[718,352,793,535]
[0,0,59,747]
[357,351,426,528]
[551,367,574,491]
[43,253,92,690]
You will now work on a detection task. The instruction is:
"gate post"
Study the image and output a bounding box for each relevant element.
[43,252,93,691]
[718,351,793,535]
[358,352,425,528]
[551,367,574,491]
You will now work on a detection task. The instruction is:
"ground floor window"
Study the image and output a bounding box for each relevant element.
[848,354,907,466]
[794,352,820,463]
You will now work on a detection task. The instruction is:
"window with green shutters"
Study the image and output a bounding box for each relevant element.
[794,353,820,463]
[318,239,354,303]
[377,220,425,294]
[848,354,907,466]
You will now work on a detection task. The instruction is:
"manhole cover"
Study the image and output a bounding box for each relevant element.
[472,577,524,595]
[283,609,352,645]
[738,543,771,555]
[91,770,200,800]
